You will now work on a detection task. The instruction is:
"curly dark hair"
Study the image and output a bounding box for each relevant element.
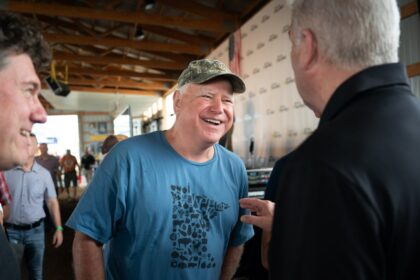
[0,12,51,72]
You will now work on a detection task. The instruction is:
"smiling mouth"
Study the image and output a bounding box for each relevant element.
[204,118,222,126]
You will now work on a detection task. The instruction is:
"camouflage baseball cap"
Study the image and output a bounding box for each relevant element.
[177,59,246,93]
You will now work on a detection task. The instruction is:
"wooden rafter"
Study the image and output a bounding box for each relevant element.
[4,1,234,33]
[43,33,208,55]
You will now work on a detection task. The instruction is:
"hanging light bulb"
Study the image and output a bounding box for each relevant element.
[144,0,155,11]
[135,27,145,40]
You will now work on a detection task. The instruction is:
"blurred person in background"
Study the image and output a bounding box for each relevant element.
[4,134,63,280]
[36,143,60,195]
[60,149,80,200]
[80,147,96,186]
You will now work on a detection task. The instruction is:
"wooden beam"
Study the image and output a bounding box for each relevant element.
[35,15,93,36]
[4,1,234,33]
[157,0,236,20]
[401,1,418,19]
[44,33,208,55]
[68,86,162,96]
[53,66,178,81]
[144,25,214,45]
[67,78,170,90]
[53,52,187,70]
[407,62,420,77]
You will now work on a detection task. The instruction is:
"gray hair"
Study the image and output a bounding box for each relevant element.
[288,0,400,70]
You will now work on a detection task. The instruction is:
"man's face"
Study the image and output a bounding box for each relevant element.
[0,54,47,169]
[289,23,321,116]
[39,143,48,155]
[174,79,234,146]
[289,25,307,103]
[28,136,39,159]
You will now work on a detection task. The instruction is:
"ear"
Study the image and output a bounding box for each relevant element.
[173,90,182,114]
[300,29,318,70]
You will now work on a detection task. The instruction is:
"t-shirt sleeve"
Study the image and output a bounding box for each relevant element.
[270,161,381,279]
[228,164,254,247]
[66,151,127,244]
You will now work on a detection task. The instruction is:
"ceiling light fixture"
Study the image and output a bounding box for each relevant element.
[135,27,145,40]
[144,0,155,11]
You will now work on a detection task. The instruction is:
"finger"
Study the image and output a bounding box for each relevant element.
[240,198,264,208]
[241,215,272,232]
[241,214,263,227]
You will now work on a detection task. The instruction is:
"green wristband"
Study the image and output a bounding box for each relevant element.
[56,226,63,231]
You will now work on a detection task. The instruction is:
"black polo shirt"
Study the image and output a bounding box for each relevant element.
[270,63,420,280]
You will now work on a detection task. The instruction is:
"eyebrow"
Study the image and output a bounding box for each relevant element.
[22,81,40,91]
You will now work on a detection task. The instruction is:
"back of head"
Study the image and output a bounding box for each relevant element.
[288,0,400,70]
[0,12,51,72]
[101,135,119,155]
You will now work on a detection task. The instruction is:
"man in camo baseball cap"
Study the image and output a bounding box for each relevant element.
[177,59,246,93]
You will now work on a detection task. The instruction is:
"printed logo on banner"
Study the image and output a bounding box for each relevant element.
[279,105,289,112]
[271,83,281,90]
[259,87,267,94]
[262,15,270,23]
[274,4,284,13]
[294,101,305,109]
[263,62,272,69]
[303,128,314,135]
[277,54,287,62]
[272,131,282,138]
[285,77,295,84]
[269,34,278,42]
[266,109,275,115]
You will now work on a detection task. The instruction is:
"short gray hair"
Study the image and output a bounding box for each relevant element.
[288,0,400,70]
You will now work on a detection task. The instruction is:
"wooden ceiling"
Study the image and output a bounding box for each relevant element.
[2,0,269,106]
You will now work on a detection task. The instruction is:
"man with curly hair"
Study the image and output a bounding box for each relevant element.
[0,11,51,280]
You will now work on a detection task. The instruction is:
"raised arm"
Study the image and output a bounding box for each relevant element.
[73,232,105,280]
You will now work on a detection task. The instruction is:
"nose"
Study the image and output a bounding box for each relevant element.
[210,97,223,113]
[30,95,47,123]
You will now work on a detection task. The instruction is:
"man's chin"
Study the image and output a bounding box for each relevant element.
[0,156,19,171]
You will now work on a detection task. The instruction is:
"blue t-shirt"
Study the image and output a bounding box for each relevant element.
[67,131,253,279]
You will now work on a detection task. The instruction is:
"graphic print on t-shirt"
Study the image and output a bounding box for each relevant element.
[170,184,229,269]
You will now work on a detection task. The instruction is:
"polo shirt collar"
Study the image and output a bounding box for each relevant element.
[15,160,41,173]
[319,63,410,127]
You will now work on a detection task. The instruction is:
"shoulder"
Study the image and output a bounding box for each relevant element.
[113,131,164,154]
[102,132,165,165]
[215,144,246,171]
[34,162,51,176]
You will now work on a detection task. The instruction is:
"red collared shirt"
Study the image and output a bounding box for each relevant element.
[0,172,12,206]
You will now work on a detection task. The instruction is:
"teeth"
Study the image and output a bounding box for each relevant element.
[20,129,30,137]
[204,119,221,125]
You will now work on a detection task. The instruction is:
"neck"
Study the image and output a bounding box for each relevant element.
[22,158,34,172]
[164,129,214,163]
[313,63,361,115]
